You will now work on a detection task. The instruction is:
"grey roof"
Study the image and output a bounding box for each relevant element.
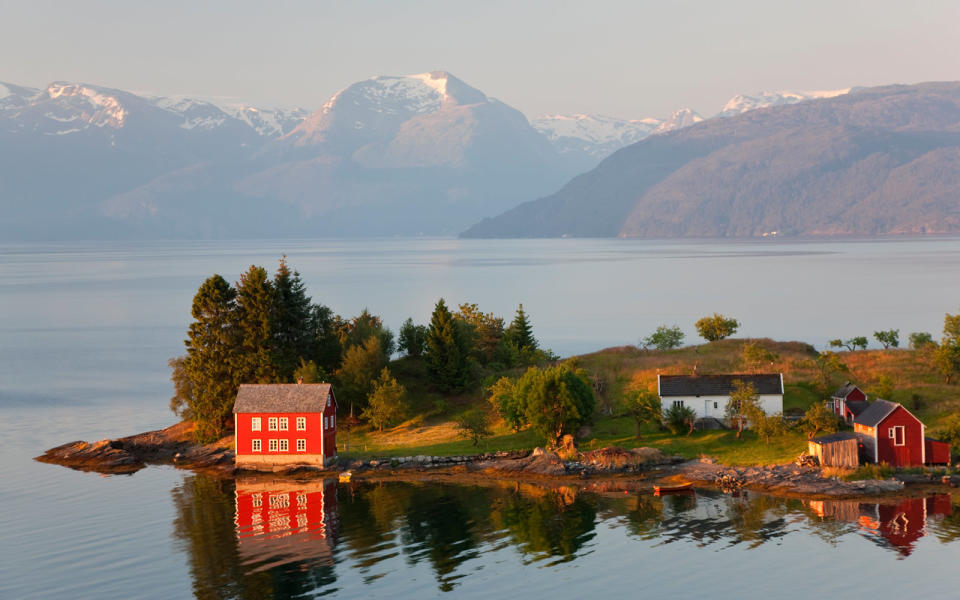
[233,383,334,414]
[832,381,861,399]
[658,374,783,397]
[853,398,901,428]
[846,400,869,416]
[810,432,859,445]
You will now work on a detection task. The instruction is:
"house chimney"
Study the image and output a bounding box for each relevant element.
[297,377,303,385]
[692,361,699,376]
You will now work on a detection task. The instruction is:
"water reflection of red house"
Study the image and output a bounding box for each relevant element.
[808,495,951,557]
[235,478,338,570]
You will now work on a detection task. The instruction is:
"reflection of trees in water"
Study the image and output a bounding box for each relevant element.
[171,474,336,599]
[645,490,793,549]
[173,474,960,597]
[488,486,598,566]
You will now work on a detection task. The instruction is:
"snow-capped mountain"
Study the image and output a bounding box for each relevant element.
[718,89,851,117]
[531,114,662,159]
[652,108,704,134]
[0,82,39,111]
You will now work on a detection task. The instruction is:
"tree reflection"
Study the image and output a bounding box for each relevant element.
[171,474,336,599]
[489,485,597,565]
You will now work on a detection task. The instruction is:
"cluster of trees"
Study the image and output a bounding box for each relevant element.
[170,258,556,442]
[170,259,348,442]
[640,313,741,350]
[487,361,595,446]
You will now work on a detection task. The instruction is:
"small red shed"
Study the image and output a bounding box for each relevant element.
[853,398,942,467]
[233,383,337,468]
[831,382,867,424]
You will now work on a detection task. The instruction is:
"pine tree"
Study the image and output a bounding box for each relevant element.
[272,256,313,381]
[425,298,470,392]
[506,303,537,352]
[183,274,239,442]
[234,265,277,385]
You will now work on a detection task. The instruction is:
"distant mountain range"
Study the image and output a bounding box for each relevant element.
[9,75,949,241]
[462,82,960,238]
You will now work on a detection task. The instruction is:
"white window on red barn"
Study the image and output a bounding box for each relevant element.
[269,439,278,451]
[268,417,278,431]
[297,439,306,452]
[297,417,306,431]
[279,417,289,431]
[279,439,289,452]
[252,439,261,452]
[251,417,261,431]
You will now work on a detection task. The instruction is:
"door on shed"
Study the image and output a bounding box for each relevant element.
[892,445,911,466]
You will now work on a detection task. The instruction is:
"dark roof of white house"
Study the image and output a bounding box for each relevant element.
[832,381,862,399]
[233,383,334,414]
[658,374,783,397]
[853,398,904,428]
[810,432,859,445]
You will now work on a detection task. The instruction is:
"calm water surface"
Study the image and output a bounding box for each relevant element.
[3,237,960,599]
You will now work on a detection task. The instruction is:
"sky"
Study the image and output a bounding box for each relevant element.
[1,0,959,119]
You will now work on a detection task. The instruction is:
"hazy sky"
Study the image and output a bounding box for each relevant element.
[2,0,958,119]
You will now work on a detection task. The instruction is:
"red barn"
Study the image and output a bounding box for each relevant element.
[831,382,868,424]
[233,383,337,468]
[854,398,931,467]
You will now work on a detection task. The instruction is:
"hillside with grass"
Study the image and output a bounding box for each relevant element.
[347,337,960,467]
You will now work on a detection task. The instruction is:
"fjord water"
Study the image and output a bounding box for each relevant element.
[3,236,960,599]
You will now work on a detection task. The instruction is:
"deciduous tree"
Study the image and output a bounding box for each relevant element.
[455,409,492,446]
[695,313,740,342]
[361,368,407,431]
[741,342,779,372]
[515,363,595,446]
[873,329,900,349]
[909,331,934,349]
[799,401,838,439]
[337,336,386,416]
[642,325,684,350]
[621,389,663,438]
[726,379,760,440]
[488,376,525,431]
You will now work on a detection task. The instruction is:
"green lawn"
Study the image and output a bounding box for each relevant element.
[341,414,807,466]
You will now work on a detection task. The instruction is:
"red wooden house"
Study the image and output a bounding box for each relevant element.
[853,398,950,467]
[233,383,337,468]
[831,382,868,424]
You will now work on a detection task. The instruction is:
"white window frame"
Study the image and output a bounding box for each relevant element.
[891,425,906,446]
[251,417,261,431]
[297,416,306,431]
[279,417,289,431]
[297,438,306,452]
[269,439,278,452]
[252,439,261,452]
[268,417,278,431]
[332,414,336,429]
[279,439,289,452]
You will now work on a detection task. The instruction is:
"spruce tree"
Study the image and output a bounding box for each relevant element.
[234,265,277,385]
[183,274,239,442]
[425,298,470,392]
[272,256,313,381]
[506,303,537,352]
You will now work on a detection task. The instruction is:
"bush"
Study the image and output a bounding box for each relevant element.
[664,403,696,436]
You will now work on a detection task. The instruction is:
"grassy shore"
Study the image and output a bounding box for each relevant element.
[342,338,959,467]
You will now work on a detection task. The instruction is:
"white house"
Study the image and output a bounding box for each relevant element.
[657,373,784,420]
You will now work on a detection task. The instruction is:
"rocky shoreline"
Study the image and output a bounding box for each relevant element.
[35,422,958,499]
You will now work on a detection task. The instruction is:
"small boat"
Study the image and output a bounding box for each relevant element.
[339,471,352,483]
[654,482,693,495]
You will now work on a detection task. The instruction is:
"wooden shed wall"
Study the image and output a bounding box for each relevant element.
[809,438,859,468]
